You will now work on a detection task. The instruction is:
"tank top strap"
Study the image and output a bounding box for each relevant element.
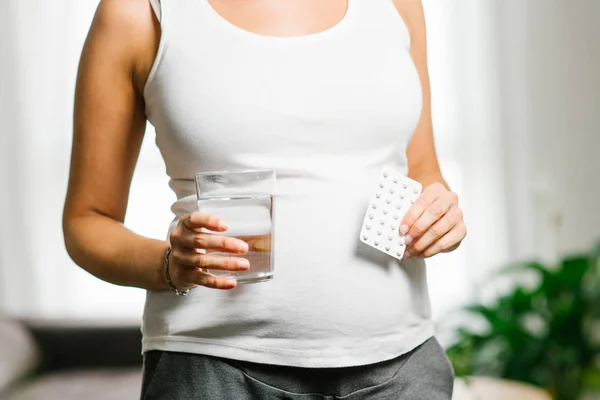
[149,0,161,22]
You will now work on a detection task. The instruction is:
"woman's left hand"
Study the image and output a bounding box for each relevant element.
[400,182,466,259]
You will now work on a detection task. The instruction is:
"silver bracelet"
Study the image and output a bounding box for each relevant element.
[164,246,190,296]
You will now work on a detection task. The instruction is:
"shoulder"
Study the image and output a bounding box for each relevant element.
[391,0,426,44]
[95,0,157,26]
[88,0,160,89]
[94,0,157,37]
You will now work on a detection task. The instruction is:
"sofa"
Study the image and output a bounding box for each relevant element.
[0,318,143,400]
[1,318,556,400]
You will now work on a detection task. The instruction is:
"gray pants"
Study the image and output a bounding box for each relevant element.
[141,337,454,400]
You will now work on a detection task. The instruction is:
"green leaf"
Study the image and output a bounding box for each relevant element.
[554,257,590,289]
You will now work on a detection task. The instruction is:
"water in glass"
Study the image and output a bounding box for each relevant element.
[197,194,273,283]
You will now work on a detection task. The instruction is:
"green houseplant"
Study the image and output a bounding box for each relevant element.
[446,242,600,400]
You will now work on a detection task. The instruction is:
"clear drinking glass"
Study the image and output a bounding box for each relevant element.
[194,169,276,284]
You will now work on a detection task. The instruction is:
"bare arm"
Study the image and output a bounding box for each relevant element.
[63,0,168,290]
[64,0,250,291]
[393,0,467,257]
[394,0,447,189]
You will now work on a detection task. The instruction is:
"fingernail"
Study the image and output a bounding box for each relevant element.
[237,242,249,252]
[226,279,237,286]
[237,259,250,269]
[400,225,409,234]
[404,235,413,245]
[219,220,229,230]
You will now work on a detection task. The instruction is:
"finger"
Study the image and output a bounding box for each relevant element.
[419,222,467,258]
[178,267,237,290]
[178,231,249,254]
[399,182,444,236]
[183,212,228,233]
[409,204,461,254]
[404,194,454,245]
[171,250,250,272]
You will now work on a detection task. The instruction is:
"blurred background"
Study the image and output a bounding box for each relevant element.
[0,0,599,399]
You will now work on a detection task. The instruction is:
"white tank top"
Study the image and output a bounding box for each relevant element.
[142,0,434,368]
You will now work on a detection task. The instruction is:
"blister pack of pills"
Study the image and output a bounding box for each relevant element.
[359,166,422,260]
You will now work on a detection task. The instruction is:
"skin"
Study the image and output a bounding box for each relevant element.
[393,0,467,258]
[63,0,466,294]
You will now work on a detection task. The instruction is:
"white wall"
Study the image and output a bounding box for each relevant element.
[423,0,510,322]
[0,1,28,314]
[496,0,600,263]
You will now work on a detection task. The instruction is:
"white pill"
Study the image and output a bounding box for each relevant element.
[393,214,400,220]
[366,224,372,230]
[369,213,374,219]
[389,187,394,194]
[379,219,385,225]
[383,172,388,178]
[376,193,381,198]
[382,209,388,215]
[385,198,391,204]
[372,203,378,209]
[385,245,391,251]
[377,229,382,235]
[374,240,380,246]
[379,183,384,188]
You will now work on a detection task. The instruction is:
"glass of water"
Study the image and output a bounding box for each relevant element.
[194,169,276,284]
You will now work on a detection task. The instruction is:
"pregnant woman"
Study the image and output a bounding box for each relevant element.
[63,0,467,398]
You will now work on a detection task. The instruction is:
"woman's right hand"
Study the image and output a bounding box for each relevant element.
[167,212,250,290]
